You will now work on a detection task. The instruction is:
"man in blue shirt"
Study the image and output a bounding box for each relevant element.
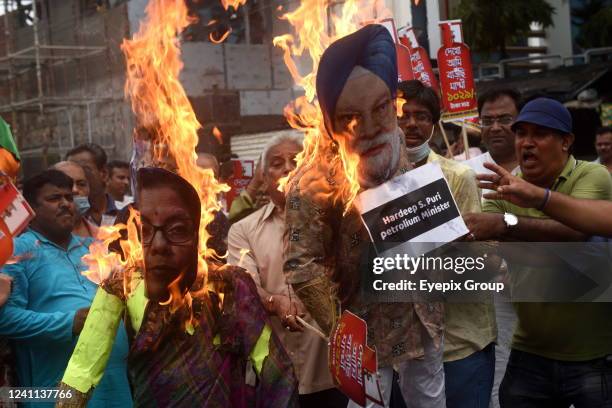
[0,169,131,407]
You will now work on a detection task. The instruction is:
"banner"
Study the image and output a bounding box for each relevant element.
[437,20,478,122]
[329,311,383,407]
[355,162,468,258]
[398,26,438,90]
[224,159,254,208]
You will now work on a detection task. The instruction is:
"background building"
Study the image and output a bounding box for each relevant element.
[0,0,610,177]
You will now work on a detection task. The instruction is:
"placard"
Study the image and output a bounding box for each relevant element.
[355,162,468,258]
[398,26,439,90]
[329,311,383,407]
[225,159,254,208]
[0,181,34,236]
[437,20,478,122]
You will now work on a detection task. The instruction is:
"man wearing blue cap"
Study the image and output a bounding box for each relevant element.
[283,25,445,407]
[463,97,612,407]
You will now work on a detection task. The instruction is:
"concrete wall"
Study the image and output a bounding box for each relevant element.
[545,0,573,60]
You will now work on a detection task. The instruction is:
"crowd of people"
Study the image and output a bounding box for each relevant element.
[0,23,610,408]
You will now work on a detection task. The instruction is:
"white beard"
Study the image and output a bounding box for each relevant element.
[356,127,401,189]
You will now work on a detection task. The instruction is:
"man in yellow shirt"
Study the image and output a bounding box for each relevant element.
[398,80,496,408]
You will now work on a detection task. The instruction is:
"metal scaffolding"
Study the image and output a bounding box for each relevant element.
[0,0,116,161]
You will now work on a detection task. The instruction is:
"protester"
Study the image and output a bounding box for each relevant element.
[464,88,521,176]
[58,167,298,407]
[51,161,98,238]
[229,134,346,408]
[107,160,133,209]
[594,126,612,173]
[398,80,496,408]
[196,152,220,178]
[0,170,132,408]
[478,161,612,237]
[451,131,483,161]
[462,87,522,408]
[196,152,230,258]
[463,98,612,407]
[66,143,118,226]
[0,273,10,307]
[228,156,270,223]
[283,25,445,408]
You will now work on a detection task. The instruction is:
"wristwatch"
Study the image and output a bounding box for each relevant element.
[503,212,518,228]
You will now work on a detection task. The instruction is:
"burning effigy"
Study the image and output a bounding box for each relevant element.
[55,1,297,406]
[273,0,449,405]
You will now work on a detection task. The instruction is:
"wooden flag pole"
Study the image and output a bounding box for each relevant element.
[438,120,453,158]
[296,316,329,341]
[461,122,470,160]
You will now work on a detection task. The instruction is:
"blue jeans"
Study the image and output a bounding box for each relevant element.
[500,349,612,408]
[444,342,495,408]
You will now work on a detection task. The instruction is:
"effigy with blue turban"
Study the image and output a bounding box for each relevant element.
[316,24,398,135]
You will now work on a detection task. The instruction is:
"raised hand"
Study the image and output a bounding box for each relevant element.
[476,162,547,209]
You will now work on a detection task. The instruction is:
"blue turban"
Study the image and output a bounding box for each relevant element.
[316,24,397,135]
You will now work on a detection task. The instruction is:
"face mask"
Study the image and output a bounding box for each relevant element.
[406,127,434,163]
[74,195,91,215]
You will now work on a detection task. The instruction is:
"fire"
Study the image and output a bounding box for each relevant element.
[82,208,143,296]
[82,0,228,317]
[212,126,224,144]
[396,91,407,117]
[220,0,247,11]
[273,0,390,213]
[209,28,232,44]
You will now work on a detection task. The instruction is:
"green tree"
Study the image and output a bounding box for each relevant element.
[455,0,555,58]
[573,1,612,49]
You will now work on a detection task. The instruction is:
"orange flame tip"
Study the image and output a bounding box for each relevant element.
[209,28,232,44]
[212,126,224,144]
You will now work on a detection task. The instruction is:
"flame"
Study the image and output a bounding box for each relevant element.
[273,0,390,213]
[207,19,217,27]
[209,27,232,44]
[396,91,406,118]
[82,0,229,319]
[212,126,224,144]
[82,208,143,294]
[220,0,247,11]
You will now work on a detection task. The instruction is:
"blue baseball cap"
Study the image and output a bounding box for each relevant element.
[511,97,573,134]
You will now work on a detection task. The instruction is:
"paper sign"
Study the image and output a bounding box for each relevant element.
[398,26,439,90]
[437,20,478,122]
[355,162,468,258]
[225,159,254,208]
[329,311,383,407]
[0,181,34,236]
